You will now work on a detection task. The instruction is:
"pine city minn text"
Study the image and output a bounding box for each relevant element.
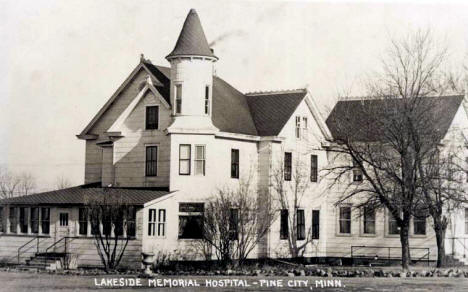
[94,277,344,288]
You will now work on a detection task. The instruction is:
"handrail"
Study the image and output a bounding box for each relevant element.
[44,236,76,254]
[18,236,40,264]
[448,237,468,258]
[351,245,430,266]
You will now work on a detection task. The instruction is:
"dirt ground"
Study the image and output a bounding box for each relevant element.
[1,271,468,291]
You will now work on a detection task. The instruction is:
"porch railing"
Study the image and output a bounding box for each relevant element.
[351,245,430,266]
[17,236,41,264]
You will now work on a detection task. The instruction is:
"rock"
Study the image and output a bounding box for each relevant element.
[287,272,295,277]
[400,272,407,278]
[299,270,306,276]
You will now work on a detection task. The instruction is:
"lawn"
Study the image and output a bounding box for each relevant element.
[1,271,468,291]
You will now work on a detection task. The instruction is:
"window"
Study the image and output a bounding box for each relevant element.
[19,207,28,233]
[339,206,351,234]
[178,203,204,239]
[145,106,159,130]
[231,149,239,179]
[229,208,239,240]
[303,117,308,130]
[312,210,320,239]
[297,209,305,240]
[146,146,158,177]
[413,210,426,235]
[41,208,50,234]
[126,206,136,237]
[352,159,363,182]
[280,209,289,240]
[175,84,182,114]
[0,207,3,233]
[205,85,210,115]
[363,207,375,234]
[148,209,156,236]
[59,213,69,227]
[79,208,88,235]
[158,209,166,237]
[102,212,111,236]
[179,144,191,175]
[9,207,17,233]
[295,116,301,139]
[310,155,318,182]
[284,152,292,181]
[465,208,468,234]
[388,211,399,235]
[195,145,206,176]
[31,208,39,234]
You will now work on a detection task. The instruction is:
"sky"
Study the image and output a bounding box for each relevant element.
[0,0,467,191]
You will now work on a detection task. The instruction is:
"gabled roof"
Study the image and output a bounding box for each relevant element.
[0,183,171,206]
[166,9,217,60]
[326,95,464,142]
[246,90,307,136]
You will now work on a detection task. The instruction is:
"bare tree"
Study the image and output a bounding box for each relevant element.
[271,152,312,258]
[85,190,134,272]
[55,175,72,190]
[200,178,275,267]
[325,29,458,270]
[0,167,36,199]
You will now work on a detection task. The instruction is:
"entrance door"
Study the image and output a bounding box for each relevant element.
[57,211,71,238]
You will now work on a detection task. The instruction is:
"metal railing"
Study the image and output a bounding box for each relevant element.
[351,245,430,266]
[447,237,468,259]
[45,236,73,254]
[17,236,41,264]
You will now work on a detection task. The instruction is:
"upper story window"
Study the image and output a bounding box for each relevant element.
[284,152,292,181]
[338,206,351,234]
[179,144,191,175]
[352,159,363,182]
[295,116,301,139]
[231,149,239,179]
[145,146,158,177]
[195,145,206,176]
[205,85,210,115]
[310,154,318,182]
[145,106,159,130]
[175,84,182,114]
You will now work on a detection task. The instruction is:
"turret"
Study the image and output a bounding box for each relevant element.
[166,9,219,134]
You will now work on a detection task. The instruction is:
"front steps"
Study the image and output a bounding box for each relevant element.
[17,252,67,271]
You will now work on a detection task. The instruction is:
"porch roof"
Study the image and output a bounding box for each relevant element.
[0,183,171,206]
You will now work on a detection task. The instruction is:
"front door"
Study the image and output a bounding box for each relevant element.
[57,211,71,238]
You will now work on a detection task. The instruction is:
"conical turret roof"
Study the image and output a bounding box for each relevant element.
[166,9,217,60]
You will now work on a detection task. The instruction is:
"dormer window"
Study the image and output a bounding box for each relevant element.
[146,106,159,130]
[175,84,182,114]
[205,85,210,115]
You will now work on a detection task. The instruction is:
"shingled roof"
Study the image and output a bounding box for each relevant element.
[143,62,258,136]
[0,183,171,206]
[246,90,307,136]
[326,95,465,142]
[166,9,217,60]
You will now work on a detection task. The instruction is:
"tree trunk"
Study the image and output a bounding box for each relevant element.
[400,224,411,270]
[434,220,447,268]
